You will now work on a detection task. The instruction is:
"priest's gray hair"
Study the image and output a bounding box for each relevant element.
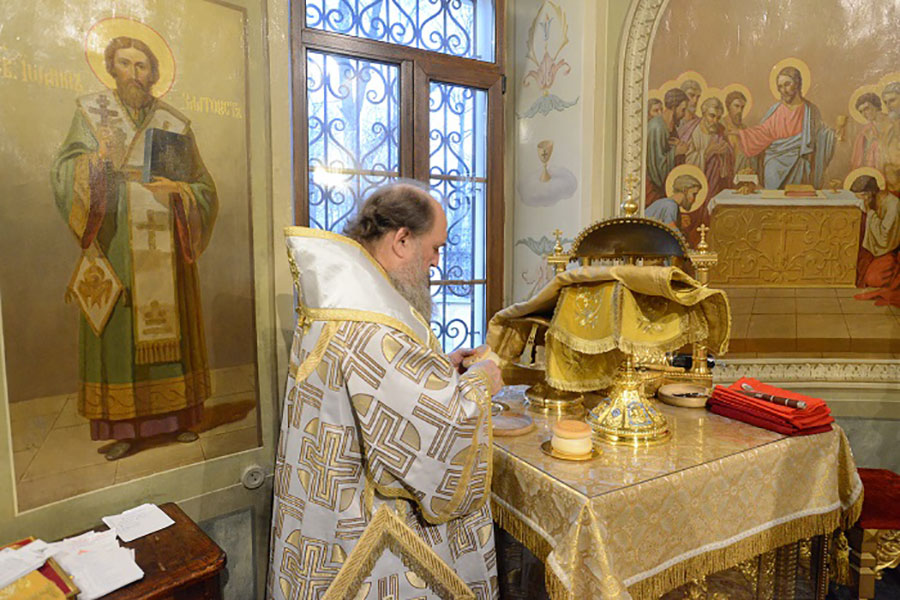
[344,180,436,246]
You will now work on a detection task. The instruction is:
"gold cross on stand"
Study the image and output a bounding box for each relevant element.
[621,173,640,216]
[137,210,168,250]
[696,224,710,252]
[551,228,564,253]
[547,228,570,274]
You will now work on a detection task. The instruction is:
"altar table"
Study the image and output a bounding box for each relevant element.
[490,386,862,600]
[706,190,863,287]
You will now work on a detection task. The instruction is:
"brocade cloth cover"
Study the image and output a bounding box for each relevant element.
[485,265,731,391]
[490,386,863,600]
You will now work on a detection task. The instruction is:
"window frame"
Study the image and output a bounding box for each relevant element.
[291,1,506,324]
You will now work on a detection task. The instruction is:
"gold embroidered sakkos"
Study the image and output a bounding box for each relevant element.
[268,229,498,600]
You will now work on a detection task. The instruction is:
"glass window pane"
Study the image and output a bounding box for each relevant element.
[431,283,486,352]
[306,0,495,62]
[306,50,400,232]
[429,81,488,352]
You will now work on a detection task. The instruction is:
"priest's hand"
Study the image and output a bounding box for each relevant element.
[468,359,504,395]
[448,347,478,373]
[143,176,182,198]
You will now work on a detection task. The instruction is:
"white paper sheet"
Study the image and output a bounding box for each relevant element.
[102,503,175,543]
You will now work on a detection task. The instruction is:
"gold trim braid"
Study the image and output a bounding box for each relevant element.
[290,321,339,382]
[323,504,476,600]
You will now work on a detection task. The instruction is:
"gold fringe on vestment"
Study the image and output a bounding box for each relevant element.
[492,493,863,600]
[135,339,181,365]
[323,505,475,600]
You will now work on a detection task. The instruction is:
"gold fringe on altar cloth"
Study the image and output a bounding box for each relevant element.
[491,496,571,600]
[492,491,863,600]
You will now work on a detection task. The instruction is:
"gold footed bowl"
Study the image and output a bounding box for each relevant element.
[587,357,671,446]
[524,381,585,416]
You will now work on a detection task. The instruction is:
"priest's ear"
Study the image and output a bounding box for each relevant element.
[389,226,416,260]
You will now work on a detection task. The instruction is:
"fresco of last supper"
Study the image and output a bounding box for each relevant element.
[645,0,900,357]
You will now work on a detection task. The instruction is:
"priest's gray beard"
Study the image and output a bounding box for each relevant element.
[389,259,433,320]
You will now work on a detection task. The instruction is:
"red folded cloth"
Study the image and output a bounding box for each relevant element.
[708,377,833,435]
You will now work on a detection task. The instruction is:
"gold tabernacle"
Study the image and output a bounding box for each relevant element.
[487,177,730,444]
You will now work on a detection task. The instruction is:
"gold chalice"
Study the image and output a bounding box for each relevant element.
[587,354,671,446]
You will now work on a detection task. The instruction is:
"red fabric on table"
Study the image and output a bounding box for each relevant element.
[857,468,900,530]
[708,377,833,435]
[712,388,832,428]
[708,404,832,436]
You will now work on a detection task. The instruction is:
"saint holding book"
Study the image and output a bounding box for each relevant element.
[50,19,218,460]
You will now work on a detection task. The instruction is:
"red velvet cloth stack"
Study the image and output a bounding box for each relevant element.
[708,377,834,436]
[857,468,900,530]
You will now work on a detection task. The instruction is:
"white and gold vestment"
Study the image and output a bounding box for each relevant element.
[267,228,497,600]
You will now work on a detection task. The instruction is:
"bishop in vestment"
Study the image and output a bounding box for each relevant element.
[269,183,503,600]
[51,36,218,460]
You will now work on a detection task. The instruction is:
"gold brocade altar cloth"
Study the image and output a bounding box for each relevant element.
[490,386,863,600]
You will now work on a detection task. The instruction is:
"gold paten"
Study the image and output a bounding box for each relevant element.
[587,355,671,446]
[539,439,600,461]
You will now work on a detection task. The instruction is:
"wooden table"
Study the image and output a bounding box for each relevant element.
[98,503,226,600]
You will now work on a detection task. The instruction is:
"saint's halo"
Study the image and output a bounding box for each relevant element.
[665,164,708,213]
[844,167,885,191]
[768,57,811,100]
[84,17,176,98]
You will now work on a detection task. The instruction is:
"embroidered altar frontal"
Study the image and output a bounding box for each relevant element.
[490,386,862,600]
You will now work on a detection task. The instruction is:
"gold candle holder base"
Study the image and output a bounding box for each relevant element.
[524,382,585,416]
[587,356,671,447]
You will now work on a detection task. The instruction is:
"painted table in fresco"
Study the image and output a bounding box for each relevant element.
[489,385,862,600]
[706,190,863,287]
